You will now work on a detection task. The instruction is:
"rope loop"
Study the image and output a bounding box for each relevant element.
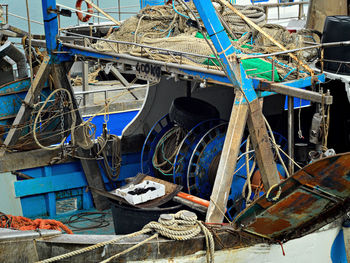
[266,184,282,202]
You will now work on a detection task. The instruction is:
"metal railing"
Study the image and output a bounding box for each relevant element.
[256,1,309,21]
[74,83,148,106]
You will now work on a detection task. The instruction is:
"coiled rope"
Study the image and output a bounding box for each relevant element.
[152,126,185,176]
[33,88,76,151]
[37,210,214,263]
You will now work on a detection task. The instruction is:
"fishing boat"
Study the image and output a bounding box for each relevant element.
[0,0,350,262]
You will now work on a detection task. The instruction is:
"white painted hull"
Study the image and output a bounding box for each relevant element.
[131,223,341,263]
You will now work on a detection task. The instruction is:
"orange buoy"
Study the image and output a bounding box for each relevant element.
[75,0,93,23]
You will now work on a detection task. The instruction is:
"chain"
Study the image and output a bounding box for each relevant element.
[59,90,67,156]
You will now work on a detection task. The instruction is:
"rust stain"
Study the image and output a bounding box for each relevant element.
[248,217,292,235]
[257,179,296,209]
[268,191,317,215]
[235,153,350,239]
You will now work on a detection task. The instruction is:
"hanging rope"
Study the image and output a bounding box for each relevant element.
[97,133,121,181]
[242,136,256,205]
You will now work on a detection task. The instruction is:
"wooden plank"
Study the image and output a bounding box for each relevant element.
[218,0,314,75]
[0,148,71,173]
[77,148,110,211]
[246,99,280,191]
[51,63,110,211]
[306,0,347,33]
[14,172,87,198]
[3,56,51,149]
[206,91,248,223]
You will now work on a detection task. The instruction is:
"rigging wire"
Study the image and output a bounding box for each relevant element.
[25,0,33,84]
[8,12,43,25]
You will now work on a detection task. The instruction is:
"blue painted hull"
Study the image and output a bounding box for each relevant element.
[15,110,139,218]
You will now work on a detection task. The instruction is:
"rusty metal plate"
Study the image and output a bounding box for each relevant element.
[234,153,350,241]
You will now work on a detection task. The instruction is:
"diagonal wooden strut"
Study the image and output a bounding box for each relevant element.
[3,56,51,150]
[206,91,248,223]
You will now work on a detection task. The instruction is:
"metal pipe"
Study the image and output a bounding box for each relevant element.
[257,1,309,8]
[0,41,28,79]
[56,3,110,21]
[60,31,215,60]
[74,84,147,95]
[288,96,294,175]
[62,42,227,76]
[118,0,121,21]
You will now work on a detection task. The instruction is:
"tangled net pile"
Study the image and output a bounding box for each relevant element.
[93,2,318,81]
[0,212,73,234]
[94,3,266,66]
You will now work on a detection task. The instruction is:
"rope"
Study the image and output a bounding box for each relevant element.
[2,86,146,152]
[8,12,43,25]
[33,88,76,151]
[263,116,290,177]
[97,134,121,181]
[266,184,282,202]
[56,3,110,21]
[37,210,215,263]
[242,136,256,205]
[152,126,185,176]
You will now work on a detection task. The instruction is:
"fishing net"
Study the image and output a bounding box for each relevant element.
[92,2,315,81]
[93,3,266,61]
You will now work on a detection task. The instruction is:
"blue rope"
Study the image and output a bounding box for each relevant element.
[172,0,199,19]
[281,68,296,81]
[166,28,173,38]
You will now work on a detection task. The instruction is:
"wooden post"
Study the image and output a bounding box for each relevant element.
[2,56,51,151]
[206,91,249,223]
[247,99,280,191]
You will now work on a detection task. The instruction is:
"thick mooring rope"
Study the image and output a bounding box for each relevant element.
[36,210,215,263]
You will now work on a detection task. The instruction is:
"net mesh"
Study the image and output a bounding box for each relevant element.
[91,2,316,81]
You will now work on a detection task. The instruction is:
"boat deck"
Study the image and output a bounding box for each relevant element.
[58,209,116,236]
